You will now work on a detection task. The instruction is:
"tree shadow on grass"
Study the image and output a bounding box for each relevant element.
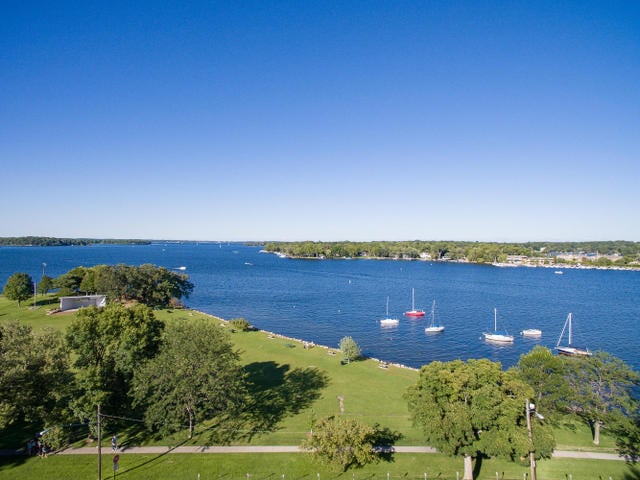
[473,454,484,480]
[118,437,191,476]
[205,361,329,443]
[371,424,404,464]
[0,454,28,471]
[622,464,640,480]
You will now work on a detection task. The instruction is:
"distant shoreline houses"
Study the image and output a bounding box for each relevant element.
[498,252,635,270]
[268,249,638,269]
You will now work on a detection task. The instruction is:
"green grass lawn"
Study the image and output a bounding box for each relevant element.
[0,294,75,331]
[1,452,637,480]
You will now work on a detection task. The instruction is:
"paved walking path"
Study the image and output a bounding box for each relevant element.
[0,445,631,461]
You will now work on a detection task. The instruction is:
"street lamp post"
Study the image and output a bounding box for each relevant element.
[525,399,537,480]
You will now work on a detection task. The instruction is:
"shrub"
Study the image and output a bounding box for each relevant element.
[229,318,251,331]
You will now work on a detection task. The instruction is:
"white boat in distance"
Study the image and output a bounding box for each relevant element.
[380,297,399,326]
[483,308,514,343]
[556,313,592,356]
[521,328,542,338]
[425,300,445,334]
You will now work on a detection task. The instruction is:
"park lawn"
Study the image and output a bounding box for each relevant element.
[155,309,424,446]
[0,294,75,331]
[2,452,637,480]
[553,421,617,452]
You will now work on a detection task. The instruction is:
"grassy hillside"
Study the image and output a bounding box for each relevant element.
[152,308,422,446]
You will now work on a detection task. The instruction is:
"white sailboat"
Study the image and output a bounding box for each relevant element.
[380,296,399,326]
[425,300,445,333]
[555,313,591,356]
[483,308,514,343]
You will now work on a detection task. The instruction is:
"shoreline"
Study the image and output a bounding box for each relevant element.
[263,251,639,272]
[189,309,419,372]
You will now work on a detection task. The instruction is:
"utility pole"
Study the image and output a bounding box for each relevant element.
[98,404,102,480]
[525,399,536,480]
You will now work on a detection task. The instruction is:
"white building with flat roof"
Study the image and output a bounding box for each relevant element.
[59,295,106,312]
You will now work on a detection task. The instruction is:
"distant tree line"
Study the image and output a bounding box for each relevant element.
[0,236,151,247]
[264,240,640,265]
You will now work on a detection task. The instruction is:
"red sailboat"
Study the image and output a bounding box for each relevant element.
[405,288,425,317]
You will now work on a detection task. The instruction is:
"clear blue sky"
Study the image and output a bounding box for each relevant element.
[2,1,639,242]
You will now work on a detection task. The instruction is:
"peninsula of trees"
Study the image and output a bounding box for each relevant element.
[264,240,640,267]
[0,236,150,246]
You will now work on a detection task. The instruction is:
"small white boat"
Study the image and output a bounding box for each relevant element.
[425,300,444,333]
[556,313,591,356]
[483,308,514,343]
[380,296,399,326]
[554,270,564,275]
[175,266,187,271]
[521,328,542,338]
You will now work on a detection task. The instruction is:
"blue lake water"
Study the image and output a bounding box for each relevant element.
[1,242,639,371]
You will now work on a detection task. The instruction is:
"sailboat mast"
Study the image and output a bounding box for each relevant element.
[568,313,572,345]
[431,300,436,325]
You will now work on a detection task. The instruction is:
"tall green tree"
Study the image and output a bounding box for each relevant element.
[301,415,377,472]
[406,359,554,480]
[0,321,71,429]
[339,336,362,364]
[65,304,164,422]
[563,352,640,446]
[127,264,193,307]
[92,264,125,301]
[132,318,246,439]
[37,275,54,295]
[3,272,34,307]
[511,346,572,422]
[54,266,87,296]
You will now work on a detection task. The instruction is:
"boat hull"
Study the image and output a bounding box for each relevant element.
[483,333,514,343]
[405,310,425,317]
[521,329,542,338]
[556,346,592,356]
[425,326,445,333]
[380,319,399,326]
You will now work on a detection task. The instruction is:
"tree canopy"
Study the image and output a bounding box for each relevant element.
[339,336,362,364]
[406,359,554,480]
[3,272,34,307]
[564,352,640,446]
[0,321,71,430]
[511,346,572,423]
[65,303,165,422]
[132,318,246,439]
[301,415,378,471]
[53,263,194,307]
